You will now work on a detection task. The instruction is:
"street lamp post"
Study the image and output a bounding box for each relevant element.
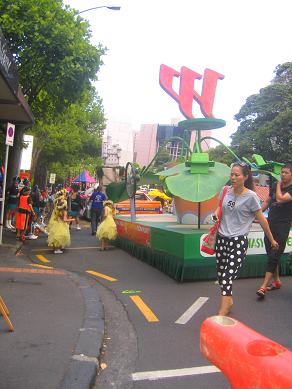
[76,6,121,15]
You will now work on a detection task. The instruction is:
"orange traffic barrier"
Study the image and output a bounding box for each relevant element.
[200,316,292,389]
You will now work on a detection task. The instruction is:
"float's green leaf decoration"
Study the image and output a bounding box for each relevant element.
[165,162,230,202]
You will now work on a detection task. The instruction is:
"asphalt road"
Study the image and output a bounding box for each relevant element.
[26,222,292,389]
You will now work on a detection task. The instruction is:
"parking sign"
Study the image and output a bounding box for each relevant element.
[6,123,15,146]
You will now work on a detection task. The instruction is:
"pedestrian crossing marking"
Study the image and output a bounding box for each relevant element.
[130,295,159,322]
[86,270,117,282]
[36,254,50,263]
[132,365,220,381]
[175,297,209,324]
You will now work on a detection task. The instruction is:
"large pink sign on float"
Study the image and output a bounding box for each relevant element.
[159,63,226,225]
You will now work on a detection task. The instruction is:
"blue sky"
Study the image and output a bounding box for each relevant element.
[64,0,291,161]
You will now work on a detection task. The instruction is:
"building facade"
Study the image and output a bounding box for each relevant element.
[133,124,157,168]
[102,136,122,167]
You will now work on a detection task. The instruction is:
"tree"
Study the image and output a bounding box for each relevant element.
[0,0,105,112]
[231,62,292,163]
[208,145,234,166]
[30,88,106,185]
[0,0,106,183]
[153,146,172,171]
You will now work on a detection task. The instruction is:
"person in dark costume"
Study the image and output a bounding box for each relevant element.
[15,186,35,239]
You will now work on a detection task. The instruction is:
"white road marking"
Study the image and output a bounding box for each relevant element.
[132,365,220,381]
[175,297,209,324]
[72,354,98,364]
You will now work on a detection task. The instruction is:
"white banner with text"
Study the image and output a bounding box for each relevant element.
[200,230,292,257]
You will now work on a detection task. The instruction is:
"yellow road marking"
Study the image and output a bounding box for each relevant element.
[36,254,50,263]
[0,267,64,275]
[86,270,117,282]
[30,264,54,269]
[130,295,159,322]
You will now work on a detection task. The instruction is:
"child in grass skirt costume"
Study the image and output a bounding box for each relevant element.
[96,200,117,251]
[47,190,74,254]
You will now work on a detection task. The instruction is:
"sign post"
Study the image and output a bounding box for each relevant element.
[0,123,15,245]
[49,173,56,184]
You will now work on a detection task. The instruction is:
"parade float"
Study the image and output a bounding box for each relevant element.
[107,64,292,281]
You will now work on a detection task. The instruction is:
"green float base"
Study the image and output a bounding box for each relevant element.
[115,214,292,282]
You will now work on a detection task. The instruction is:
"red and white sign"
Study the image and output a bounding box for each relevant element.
[116,218,151,247]
[6,122,15,146]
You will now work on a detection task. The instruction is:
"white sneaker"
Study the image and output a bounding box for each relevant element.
[10,223,16,231]
[76,225,81,230]
[54,249,63,254]
[28,234,38,240]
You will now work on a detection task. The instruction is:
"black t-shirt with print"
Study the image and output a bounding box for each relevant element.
[7,185,19,204]
[70,193,82,212]
[268,183,292,223]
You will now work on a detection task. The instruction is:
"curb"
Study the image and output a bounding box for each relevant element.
[1,235,105,389]
[59,272,104,389]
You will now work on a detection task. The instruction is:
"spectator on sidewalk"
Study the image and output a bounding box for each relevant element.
[39,187,49,219]
[89,185,106,236]
[31,185,41,221]
[5,176,19,230]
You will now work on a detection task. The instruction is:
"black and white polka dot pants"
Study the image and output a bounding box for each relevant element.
[215,235,248,296]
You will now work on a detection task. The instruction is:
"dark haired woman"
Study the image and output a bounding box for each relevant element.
[215,162,278,316]
[256,163,292,298]
[69,185,83,230]
[31,185,41,221]
[6,177,19,230]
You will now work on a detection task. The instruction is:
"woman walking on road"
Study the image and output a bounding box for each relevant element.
[96,200,117,251]
[69,185,83,230]
[215,162,278,316]
[89,185,106,235]
[256,164,292,298]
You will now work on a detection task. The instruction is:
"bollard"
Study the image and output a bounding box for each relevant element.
[200,316,292,389]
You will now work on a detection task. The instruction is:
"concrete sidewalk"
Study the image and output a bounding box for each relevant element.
[0,229,104,389]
